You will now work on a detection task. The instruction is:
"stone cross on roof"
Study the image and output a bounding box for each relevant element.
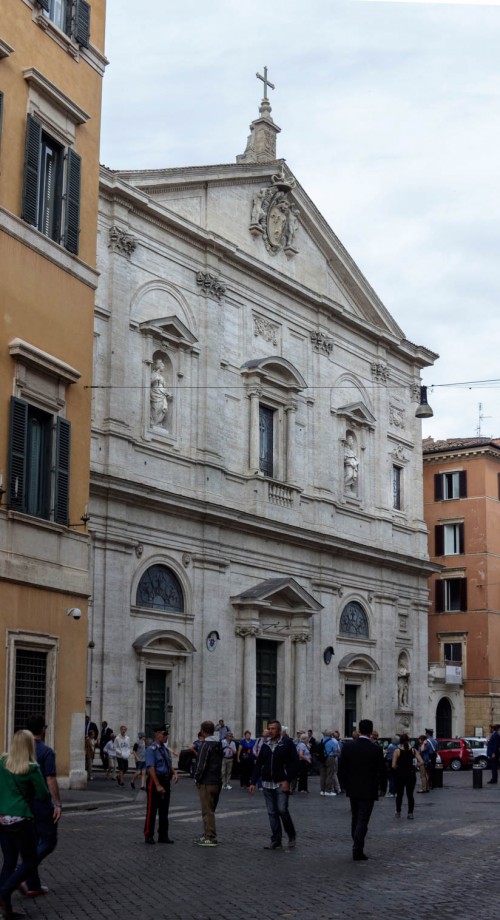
[256,66,275,101]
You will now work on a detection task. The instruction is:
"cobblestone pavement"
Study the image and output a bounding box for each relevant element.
[10,770,497,920]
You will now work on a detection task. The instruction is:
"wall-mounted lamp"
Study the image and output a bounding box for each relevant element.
[69,504,90,528]
[415,386,434,419]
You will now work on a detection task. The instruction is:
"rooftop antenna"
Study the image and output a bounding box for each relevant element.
[476,402,491,437]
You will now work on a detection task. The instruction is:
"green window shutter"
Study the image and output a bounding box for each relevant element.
[64,148,81,254]
[38,0,50,11]
[22,114,42,227]
[7,397,28,513]
[74,0,90,47]
[434,525,443,556]
[435,580,444,613]
[459,471,467,498]
[54,418,71,525]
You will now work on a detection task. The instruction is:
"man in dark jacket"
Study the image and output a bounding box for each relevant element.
[194,720,223,847]
[249,719,299,850]
[338,718,387,861]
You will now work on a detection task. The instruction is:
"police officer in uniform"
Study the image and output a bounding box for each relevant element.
[144,724,178,844]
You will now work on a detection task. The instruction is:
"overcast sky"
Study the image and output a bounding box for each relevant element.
[100,0,500,440]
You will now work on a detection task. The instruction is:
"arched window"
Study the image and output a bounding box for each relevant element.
[339,602,369,638]
[136,565,184,612]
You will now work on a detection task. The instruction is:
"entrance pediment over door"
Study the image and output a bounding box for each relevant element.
[133,629,196,660]
[338,652,379,677]
[231,577,322,616]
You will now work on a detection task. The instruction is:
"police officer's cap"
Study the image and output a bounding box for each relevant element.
[152,723,169,734]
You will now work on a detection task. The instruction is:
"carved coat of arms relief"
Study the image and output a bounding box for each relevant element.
[249,167,300,257]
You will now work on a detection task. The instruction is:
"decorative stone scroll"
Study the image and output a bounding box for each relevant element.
[410,384,421,402]
[390,444,410,464]
[108,226,137,256]
[254,315,279,346]
[389,405,406,430]
[196,271,226,300]
[310,332,333,356]
[250,168,300,257]
[371,363,389,384]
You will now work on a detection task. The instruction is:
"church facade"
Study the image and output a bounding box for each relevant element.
[89,97,437,748]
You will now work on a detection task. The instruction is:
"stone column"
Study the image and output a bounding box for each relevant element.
[293,633,310,731]
[285,401,297,483]
[236,626,259,734]
[248,388,261,473]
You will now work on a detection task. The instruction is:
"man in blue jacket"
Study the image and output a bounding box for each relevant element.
[249,719,299,850]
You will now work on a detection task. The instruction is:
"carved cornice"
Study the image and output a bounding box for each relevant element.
[310,331,333,356]
[108,226,137,256]
[196,271,226,300]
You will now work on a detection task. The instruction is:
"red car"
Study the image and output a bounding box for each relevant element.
[436,738,473,771]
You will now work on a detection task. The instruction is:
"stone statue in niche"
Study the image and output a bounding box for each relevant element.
[397,665,410,709]
[150,358,172,429]
[343,432,359,491]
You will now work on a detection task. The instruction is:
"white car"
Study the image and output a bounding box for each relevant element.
[462,737,488,768]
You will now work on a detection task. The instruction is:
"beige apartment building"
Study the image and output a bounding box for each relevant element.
[0,0,106,784]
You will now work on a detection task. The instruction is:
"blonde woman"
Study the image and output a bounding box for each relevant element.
[0,730,50,919]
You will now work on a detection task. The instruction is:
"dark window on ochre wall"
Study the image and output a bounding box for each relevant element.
[434,471,467,501]
[435,522,464,556]
[435,578,467,613]
[7,397,71,525]
[259,405,274,478]
[136,565,184,612]
[444,642,462,664]
[39,0,91,47]
[22,114,81,255]
[14,650,47,732]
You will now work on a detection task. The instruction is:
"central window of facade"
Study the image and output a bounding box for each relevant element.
[136,565,184,612]
[259,404,275,477]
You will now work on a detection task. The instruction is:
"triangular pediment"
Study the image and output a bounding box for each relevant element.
[231,577,322,614]
[102,161,436,366]
[139,315,198,349]
[336,401,376,430]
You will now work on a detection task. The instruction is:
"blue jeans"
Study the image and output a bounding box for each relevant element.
[262,787,296,844]
[0,820,38,909]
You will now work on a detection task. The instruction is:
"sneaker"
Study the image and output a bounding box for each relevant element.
[197,837,217,847]
[130,781,135,790]
[287,838,296,849]
[226,785,232,790]
[222,785,227,790]
[407,814,414,820]
[395,812,401,818]
[325,792,336,796]
[320,791,326,796]
[145,837,155,845]
[264,841,282,850]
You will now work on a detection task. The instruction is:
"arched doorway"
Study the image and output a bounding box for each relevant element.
[436,697,452,737]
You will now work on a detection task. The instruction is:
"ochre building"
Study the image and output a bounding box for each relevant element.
[0,0,106,785]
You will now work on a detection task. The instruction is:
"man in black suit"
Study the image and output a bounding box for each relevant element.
[338,718,387,861]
